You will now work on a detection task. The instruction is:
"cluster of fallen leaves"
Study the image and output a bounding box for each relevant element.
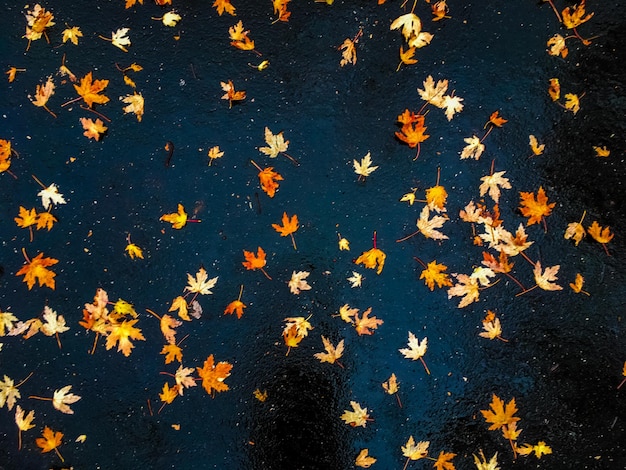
[1,0,617,468]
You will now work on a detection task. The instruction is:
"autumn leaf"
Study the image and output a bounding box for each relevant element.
[6,67,26,83]
[15,405,35,450]
[120,92,144,121]
[105,318,146,356]
[425,185,447,212]
[481,394,520,430]
[561,0,594,29]
[434,451,457,470]
[479,312,507,342]
[15,206,38,242]
[417,205,449,240]
[353,152,378,180]
[442,94,464,120]
[397,45,418,71]
[197,354,232,395]
[418,75,448,107]
[399,331,430,374]
[159,382,179,406]
[154,11,182,27]
[447,273,480,308]
[529,135,545,156]
[160,204,188,229]
[547,34,568,57]
[314,336,344,365]
[355,448,377,468]
[587,221,614,244]
[272,0,291,23]
[250,160,283,197]
[229,21,257,52]
[161,343,183,364]
[125,243,143,259]
[24,4,55,49]
[80,117,107,141]
[564,93,581,114]
[213,0,236,16]
[73,72,110,108]
[548,78,560,101]
[208,145,224,165]
[338,233,350,250]
[402,436,429,461]
[390,13,422,43]
[382,373,400,406]
[224,284,246,319]
[339,30,362,67]
[62,26,82,45]
[420,260,452,290]
[473,450,500,470]
[221,80,246,108]
[159,314,182,345]
[347,271,363,287]
[0,310,19,336]
[355,247,386,274]
[36,426,64,462]
[519,186,555,227]
[100,28,131,51]
[0,375,25,410]
[16,250,58,290]
[47,385,81,414]
[569,273,590,295]
[395,113,429,160]
[517,441,552,459]
[354,307,383,335]
[242,247,272,279]
[431,1,450,21]
[461,135,485,160]
[185,267,219,298]
[336,304,359,323]
[288,271,311,295]
[30,76,56,117]
[487,110,507,127]
[479,171,511,204]
[272,212,299,250]
[260,127,289,158]
[341,401,370,427]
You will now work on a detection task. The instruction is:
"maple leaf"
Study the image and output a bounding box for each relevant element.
[339,34,359,67]
[252,162,283,198]
[272,212,299,250]
[564,219,586,246]
[272,0,291,22]
[213,0,236,16]
[434,451,457,470]
[314,336,344,365]
[15,405,35,450]
[547,34,568,58]
[431,1,450,21]
[481,394,520,430]
[80,117,107,141]
[242,247,272,279]
[173,365,197,394]
[106,319,146,356]
[0,375,22,410]
[16,251,58,290]
[120,92,144,122]
[355,448,377,468]
[105,28,131,51]
[587,221,614,244]
[487,110,507,127]
[341,401,370,427]
[400,188,418,205]
[420,260,452,290]
[500,223,534,256]
[562,0,594,29]
[36,426,64,461]
[160,204,188,229]
[62,26,82,45]
[548,78,560,101]
[34,211,56,231]
[15,206,38,232]
[207,145,224,165]
[531,261,563,291]
[159,314,182,344]
[442,94,464,120]
[529,135,545,156]
[0,310,19,336]
[24,4,55,47]
[417,205,449,240]
[402,436,429,460]
[224,299,246,318]
[390,13,422,42]
[353,152,378,179]
[260,127,289,158]
[399,331,430,374]
[418,75,448,107]
[229,21,256,51]
[41,305,69,339]
[398,45,418,70]
[479,171,511,204]
[564,92,582,114]
[337,304,359,323]
[184,267,218,296]
[161,343,183,364]
[6,67,25,83]
[569,273,589,295]
[517,441,552,459]
[461,135,485,160]
[125,243,143,259]
[473,450,500,470]
[221,80,246,108]
[447,273,480,308]
[197,354,232,395]
[338,234,350,250]
[38,183,66,210]
[347,271,363,287]
[159,382,179,405]
[288,271,311,295]
[395,114,429,159]
[382,373,399,395]
[425,184,447,212]
[480,315,506,341]
[354,307,383,335]
[355,247,386,274]
[519,186,555,226]
[158,11,182,27]
[49,385,81,414]
[74,72,110,108]
[593,145,610,157]
[30,76,56,117]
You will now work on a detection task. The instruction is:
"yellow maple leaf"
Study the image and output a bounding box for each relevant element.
[74,72,110,108]
[160,203,188,229]
[447,273,480,308]
[30,76,56,117]
[420,260,452,290]
[197,354,232,395]
[533,261,563,291]
[213,0,236,16]
[15,405,35,450]
[125,243,143,259]
[314,336,344,365]
[354,307,383,335]
[121,92,144,121]
[593,145,610,157]
[341,401,370,427]
[355,448,377,468]
[105,319,146,356]
[548,78,560,101]
[562,0,594,29]
[517,441,552,459]
[529,135,545,156]
[480,394,520,431]
[355,247,386,274]
[160,343,183,364]
[397,45,417,71]
[434,450,456,470]
[564,93,581,114]
[16,250,58,290]
[569,273,590,295]
[402,436,429,460]
[79,117,107,141]
[62,26,82,45]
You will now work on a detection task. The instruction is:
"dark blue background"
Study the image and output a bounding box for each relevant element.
[1,1,625,468]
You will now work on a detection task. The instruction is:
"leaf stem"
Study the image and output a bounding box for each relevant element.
[396,230,419,243]
[420,357,431,375]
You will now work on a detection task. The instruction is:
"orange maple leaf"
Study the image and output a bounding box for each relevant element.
[73,72,109,108]
[354,307,383,335]
[272,212,299,249]
[16,250,58,290]
[480,394,520,431]
[242,247,272,279]
[79,117,107,141]
[562,0,594,29]
[272,0,291,23]
[197,354,232,395]
[433,450,456,470]
[105,318,146,356]
[487,110,508,127]
[395,113,429,160]
[160,343,183,364]
[251,160,283,198]
[519,186,555,227]
[213,0,236,16]
[224,299,246,319]
[36,426,64,461]
[419,260,453,291]
[221,80,246,108]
